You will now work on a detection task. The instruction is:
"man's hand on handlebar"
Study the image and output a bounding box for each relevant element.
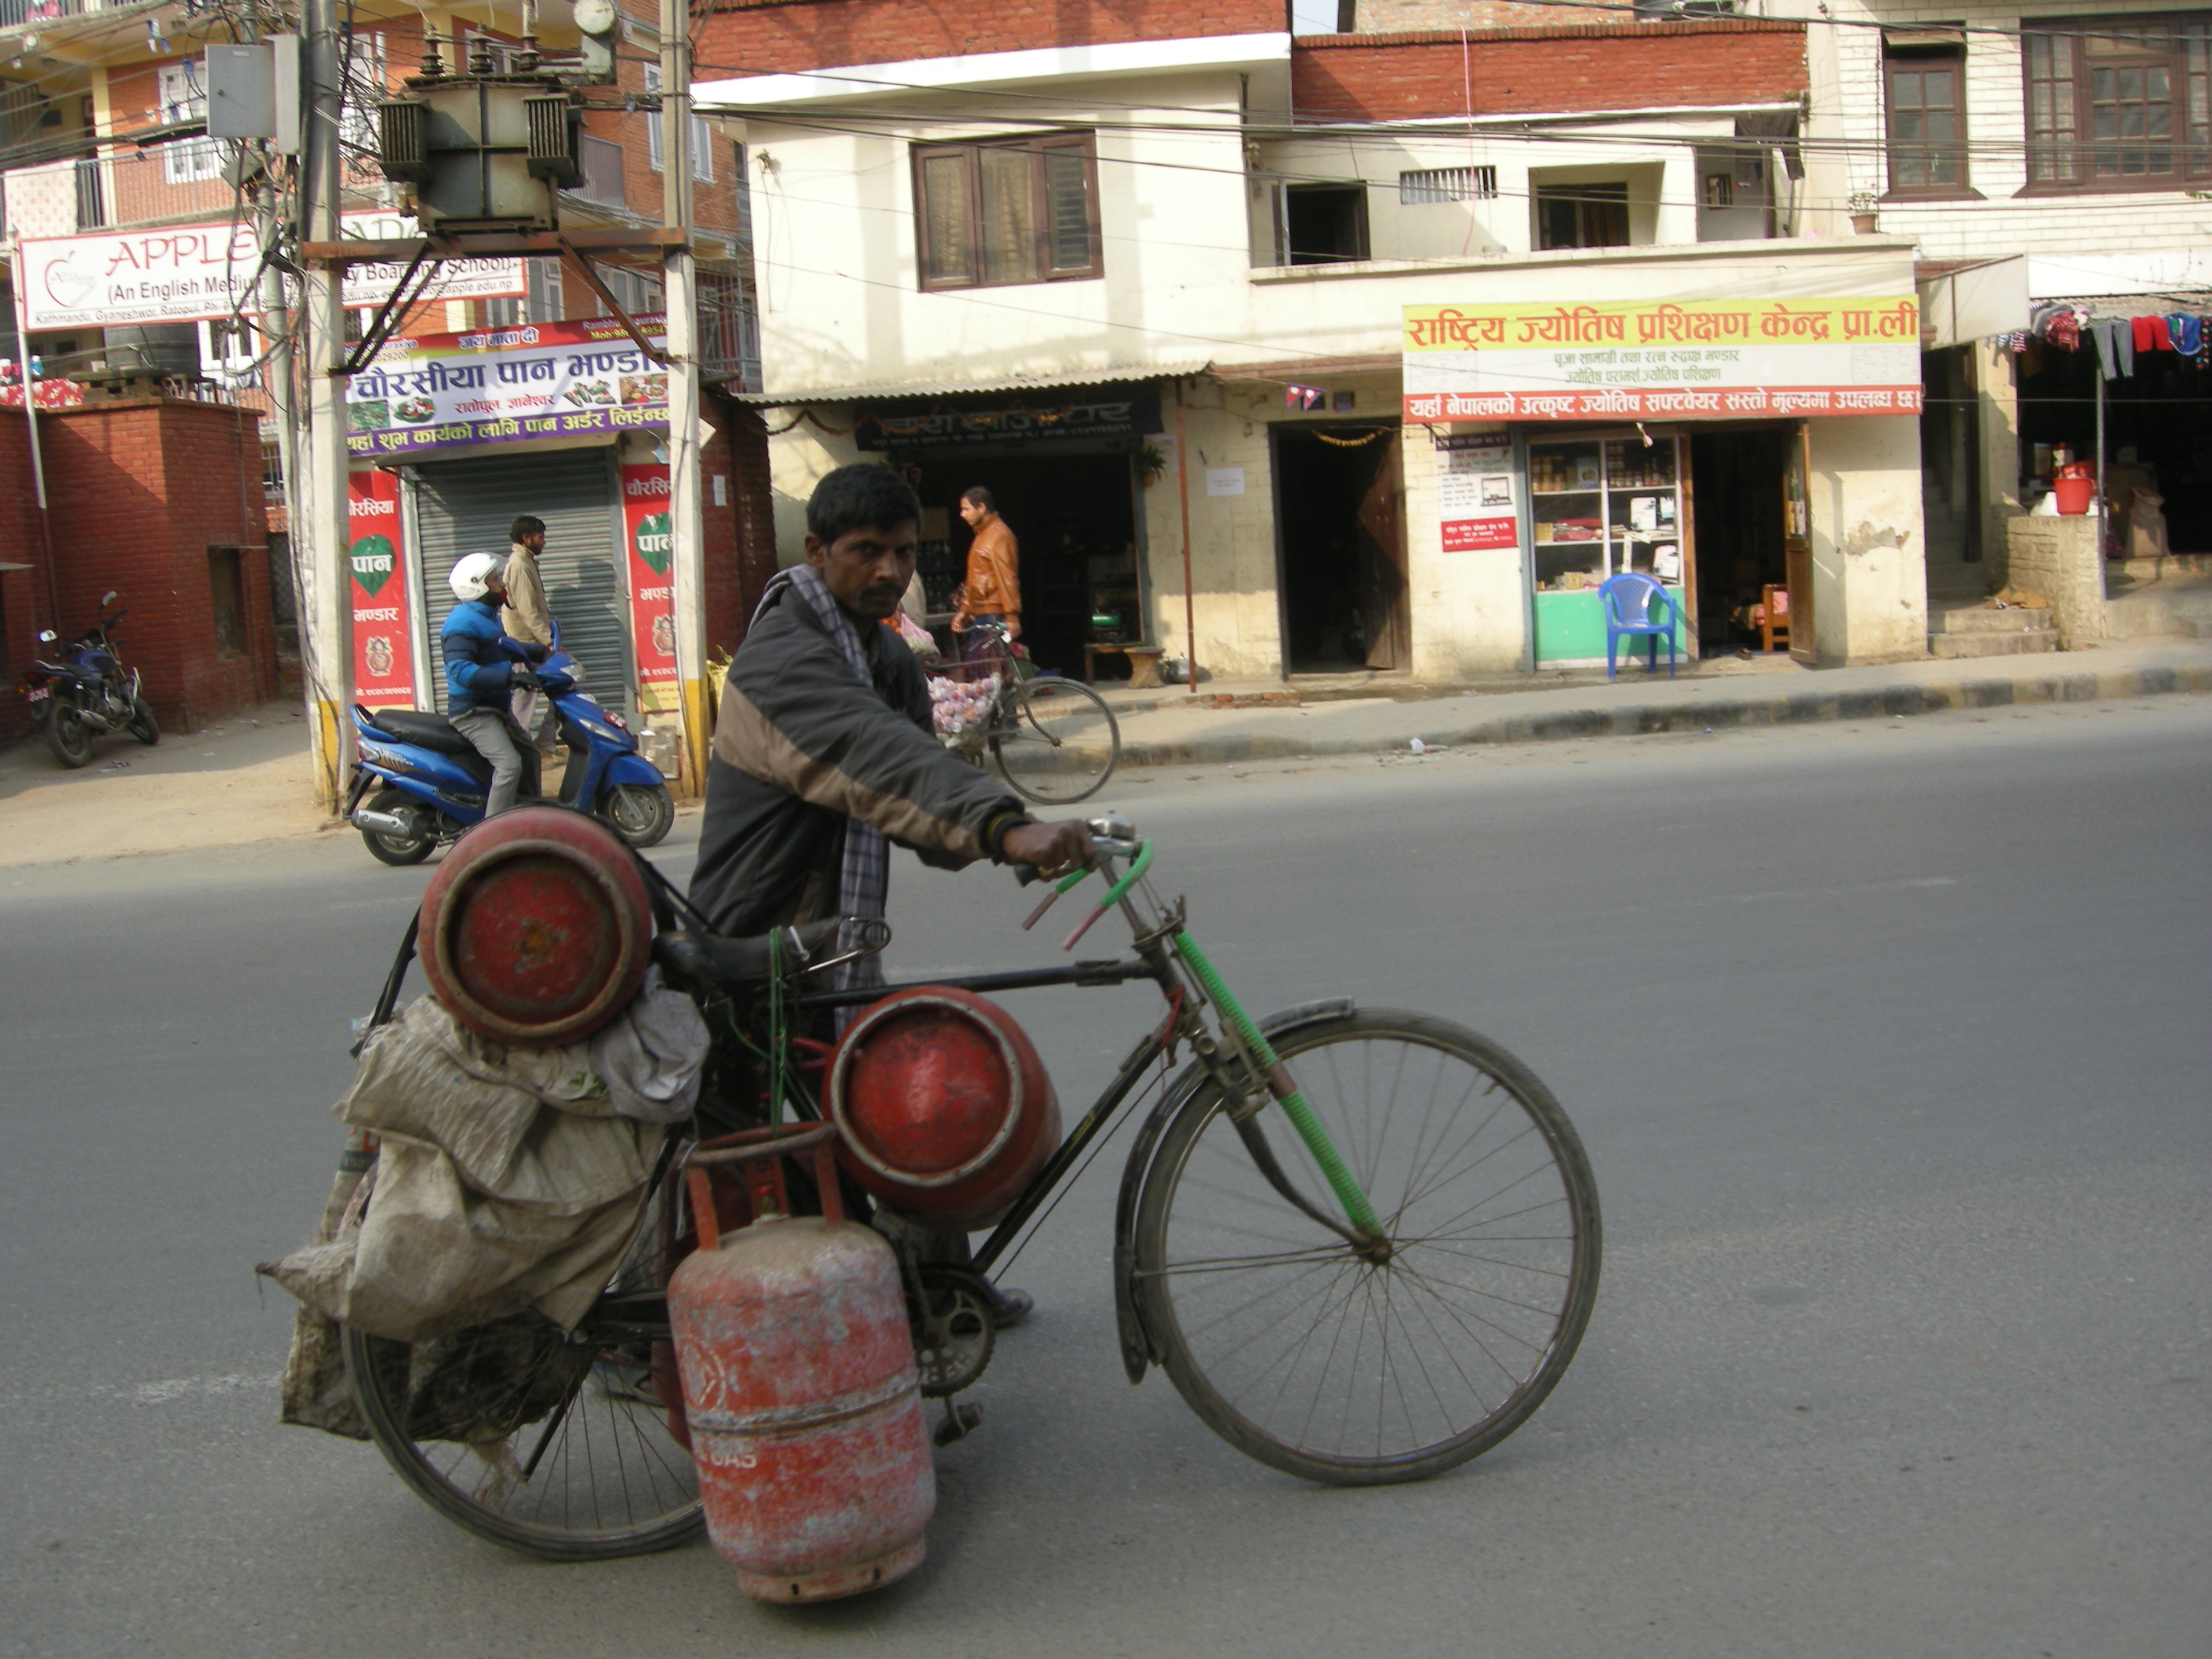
[1001,819,1092,879]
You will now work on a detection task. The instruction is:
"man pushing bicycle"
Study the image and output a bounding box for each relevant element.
[688,464,1091,1323]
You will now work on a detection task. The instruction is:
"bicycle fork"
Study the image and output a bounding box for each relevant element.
[1171,932,1389,1253]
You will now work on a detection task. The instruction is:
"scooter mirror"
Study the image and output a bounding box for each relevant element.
[100,590,118,606]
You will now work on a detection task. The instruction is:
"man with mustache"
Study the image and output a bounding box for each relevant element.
[689,464,1089,1326]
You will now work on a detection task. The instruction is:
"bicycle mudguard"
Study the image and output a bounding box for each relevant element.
[1111,999,1355,1385]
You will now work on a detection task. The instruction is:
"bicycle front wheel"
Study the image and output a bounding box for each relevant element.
[1133,1010,1600,1486]
[988,677,1120,805]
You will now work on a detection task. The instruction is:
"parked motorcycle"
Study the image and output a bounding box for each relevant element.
[343,625,674,865]
[19,590,160,768]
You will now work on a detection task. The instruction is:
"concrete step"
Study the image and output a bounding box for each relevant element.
[1931,603,2056,635]
[1928,629,2063,659]
[2108,553,2212,581]
[2102,574,2212,640]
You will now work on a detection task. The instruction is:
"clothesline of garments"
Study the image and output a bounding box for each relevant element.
[1988,300,2212,379]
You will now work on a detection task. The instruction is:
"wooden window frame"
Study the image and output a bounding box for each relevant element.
[2020,12,2212,194]
[1883,34,1976,198]
[910,132,1104,292]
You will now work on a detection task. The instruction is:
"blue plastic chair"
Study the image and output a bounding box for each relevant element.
[1599,572,1678,679]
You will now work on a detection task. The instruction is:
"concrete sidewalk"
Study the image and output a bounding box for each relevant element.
[1095,639,2212,769]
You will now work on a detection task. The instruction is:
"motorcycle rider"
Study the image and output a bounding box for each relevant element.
[440,552,549,817]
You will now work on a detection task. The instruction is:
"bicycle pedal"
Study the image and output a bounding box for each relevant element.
[932,1401,983,1447]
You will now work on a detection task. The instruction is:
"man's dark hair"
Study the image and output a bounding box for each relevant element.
[808,463,922,543]
[962,485,996,514]
[510,514,546,544]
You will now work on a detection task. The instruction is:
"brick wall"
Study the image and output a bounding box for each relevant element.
[20,397,277,734]
[694,0,1290,75]
[1292,21,1807,121]
[2005,514,2107,645]
[702,392,779,652]
[1350,0,1606,27]
[0,421,49,748]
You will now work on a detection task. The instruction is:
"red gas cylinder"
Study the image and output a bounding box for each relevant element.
[826,987,1060,1230]
[417,805,652,1047]
[668,1126,935,1603]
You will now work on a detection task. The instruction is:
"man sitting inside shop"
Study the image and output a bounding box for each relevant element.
[688,463,1090,1322]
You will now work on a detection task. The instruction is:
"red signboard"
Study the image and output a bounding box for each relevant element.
[620,464,680,712]
[348,469,418,708]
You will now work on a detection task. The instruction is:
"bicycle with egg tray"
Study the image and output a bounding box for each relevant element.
[927,620,1122,806]
[338,815,1600,1561]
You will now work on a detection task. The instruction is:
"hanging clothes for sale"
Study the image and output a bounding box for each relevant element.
[2168,315,2202,357]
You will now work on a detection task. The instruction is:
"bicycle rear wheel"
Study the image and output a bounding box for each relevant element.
[341,1181,703,1560]
[1133,1009,1600,1486]
[988,677,1120,805]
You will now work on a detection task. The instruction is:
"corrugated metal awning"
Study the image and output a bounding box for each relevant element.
[731,361,1212,406]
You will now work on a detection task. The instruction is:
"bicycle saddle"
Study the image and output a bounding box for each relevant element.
[653,915,890,986]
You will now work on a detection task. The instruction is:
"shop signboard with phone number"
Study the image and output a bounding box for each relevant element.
[1403,297,1923,422]
[347,469,418,707]
[620,464,681,714]
[346,315,669,458]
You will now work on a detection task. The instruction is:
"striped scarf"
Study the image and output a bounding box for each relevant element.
[752,565,888,1013]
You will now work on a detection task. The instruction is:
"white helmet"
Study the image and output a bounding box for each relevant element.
[449,552,504,602]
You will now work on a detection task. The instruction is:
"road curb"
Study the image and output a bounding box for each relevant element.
[1115,661,2212,769]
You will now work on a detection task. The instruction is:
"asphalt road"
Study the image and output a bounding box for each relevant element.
[4,697,2207,1658]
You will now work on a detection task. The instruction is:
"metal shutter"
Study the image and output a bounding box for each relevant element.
[407,451,634,714]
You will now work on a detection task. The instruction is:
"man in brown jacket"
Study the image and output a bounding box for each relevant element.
[951,486,1020,660]
[500,515,555,745]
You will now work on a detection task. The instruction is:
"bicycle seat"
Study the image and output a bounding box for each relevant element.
[654,915,883,985]
[364,708,478,756]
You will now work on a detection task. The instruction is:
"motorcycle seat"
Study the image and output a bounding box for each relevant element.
[364,708,478,756]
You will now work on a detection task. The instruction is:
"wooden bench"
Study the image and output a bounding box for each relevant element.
[1082,644,1165,689]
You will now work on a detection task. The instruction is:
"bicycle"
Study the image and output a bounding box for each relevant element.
[339,817,1601,1559]
[930,620,1121,806]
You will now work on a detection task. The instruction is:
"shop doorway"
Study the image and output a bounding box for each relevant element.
[1273,423,1408,674]
[899,451,1141,682]
[2016,332,2212,553]
[1689,427,1809,660]
[406,451,634,713]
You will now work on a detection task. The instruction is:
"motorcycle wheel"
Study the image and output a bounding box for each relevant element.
[360,786,436,866]
[45,706,93,768]
[598,782,674,849]
[129,697,160,745]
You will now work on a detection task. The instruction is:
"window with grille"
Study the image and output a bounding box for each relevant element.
[1398,166,1496,204]
[643,65,716,183]
[911,133,1103,290]
[1885,31,1969,193]
[157,62,221,185]
[1535,182,1630,249]
[2023,13,2212,188]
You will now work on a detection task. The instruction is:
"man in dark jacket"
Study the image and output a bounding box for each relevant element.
[691,465,1087,1325]
[691,464,1087,944]
[438,551,548,817]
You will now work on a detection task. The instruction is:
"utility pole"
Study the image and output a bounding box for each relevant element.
[299,0,355,808]
[257,165,301,635]
[661,0,709,794]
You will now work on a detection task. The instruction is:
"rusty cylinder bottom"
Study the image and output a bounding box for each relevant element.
[737,1537,926,1604]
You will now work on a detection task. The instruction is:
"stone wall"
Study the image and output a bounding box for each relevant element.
[2005,515,2107,646]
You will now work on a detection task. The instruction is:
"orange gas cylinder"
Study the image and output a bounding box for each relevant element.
[667,1125,934,1603]
[417,806,652,1047]
[826,987,1060,1230]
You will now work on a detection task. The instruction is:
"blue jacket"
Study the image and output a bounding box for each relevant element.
[440,597,532,716]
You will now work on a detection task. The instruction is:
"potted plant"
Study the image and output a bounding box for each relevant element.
[1848,191,1879,235]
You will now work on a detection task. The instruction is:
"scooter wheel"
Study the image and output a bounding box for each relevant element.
[360,787,436,866]
[598,782,674,849]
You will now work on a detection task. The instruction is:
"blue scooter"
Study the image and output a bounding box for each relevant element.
[343,623,674,865]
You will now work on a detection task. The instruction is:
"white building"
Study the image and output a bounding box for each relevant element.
[699,18,1931,682]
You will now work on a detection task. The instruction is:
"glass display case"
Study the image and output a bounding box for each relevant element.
[1527,434,1685,590]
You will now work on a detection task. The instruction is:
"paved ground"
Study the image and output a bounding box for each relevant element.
[2,698,2207,1657]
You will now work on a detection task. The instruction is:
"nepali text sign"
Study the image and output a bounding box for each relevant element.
[19,213,523,332]
[347,469,419,708]
[619,464,681,714]
[346,315,669,458]
[1433,434,1517,552]
[854,389,1164,451]
[1403,298,1922,423]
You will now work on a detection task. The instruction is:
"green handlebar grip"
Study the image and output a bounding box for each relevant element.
[1098,839,1153,908]
[1172,930,1382,1236]
[1054,866,1091,896]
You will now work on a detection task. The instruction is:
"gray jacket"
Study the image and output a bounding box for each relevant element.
[688,583,1027,939]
